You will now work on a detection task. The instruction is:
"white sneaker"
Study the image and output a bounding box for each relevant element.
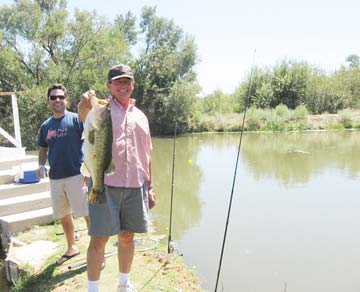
[118,283,136,292]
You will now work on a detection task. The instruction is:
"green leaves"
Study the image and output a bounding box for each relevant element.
[0,1,200,148]
[131,6,198,134]
[233,59,359,114]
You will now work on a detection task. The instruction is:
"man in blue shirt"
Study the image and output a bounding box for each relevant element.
[36,84,89,265]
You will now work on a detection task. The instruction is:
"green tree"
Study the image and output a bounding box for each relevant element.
[201,90,233,114]
[271,60,312,109]
[346,54,360,69]
[129,6,199,134]
[234,60,314,112]
[0,0,130,148]
[114,11,138,46]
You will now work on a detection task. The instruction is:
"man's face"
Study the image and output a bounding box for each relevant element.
[48,88,67,114]
[108,78,134,103]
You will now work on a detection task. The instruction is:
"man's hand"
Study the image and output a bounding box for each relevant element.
[148,188,156,209]
[78,90,95,122]
[35,168,41,179]
[36,165,47,179]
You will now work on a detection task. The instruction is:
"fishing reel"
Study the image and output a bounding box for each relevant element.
[168,240,183,256]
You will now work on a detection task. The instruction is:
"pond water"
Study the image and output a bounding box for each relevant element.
[5,131,360,291]
[150,131,360,292]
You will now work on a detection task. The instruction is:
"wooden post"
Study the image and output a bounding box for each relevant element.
[11,93,22,148]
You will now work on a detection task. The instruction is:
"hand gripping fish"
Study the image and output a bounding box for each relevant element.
[81,92,114,203]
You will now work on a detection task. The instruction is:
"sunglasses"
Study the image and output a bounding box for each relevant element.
[49,95,66,101]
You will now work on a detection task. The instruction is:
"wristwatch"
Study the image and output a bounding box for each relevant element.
[148,183,154,190]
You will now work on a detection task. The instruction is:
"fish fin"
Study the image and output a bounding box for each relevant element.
[98,99,109,106]
[105,160,115,176]
[88,129,95,145]
[80,163,91,177]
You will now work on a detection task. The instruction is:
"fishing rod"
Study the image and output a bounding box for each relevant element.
[68,249,116,270]
[167,120,177,260]
[214,51,256,292]
[55,227,87,236]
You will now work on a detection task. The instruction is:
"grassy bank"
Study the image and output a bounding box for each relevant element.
[8,219,203,292]
[194,106,360,132]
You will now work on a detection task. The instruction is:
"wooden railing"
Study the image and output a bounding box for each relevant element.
[0,91,25,148]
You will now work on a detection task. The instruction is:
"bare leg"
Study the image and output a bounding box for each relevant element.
[84,215,90,229]
[87,236,108,280]
[61,214,78,255]
[118,231,134,273]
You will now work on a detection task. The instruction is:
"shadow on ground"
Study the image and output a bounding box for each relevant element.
[10,262,87,292]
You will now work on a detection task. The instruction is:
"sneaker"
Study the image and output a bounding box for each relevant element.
[118,283,136,292]
[74,231,80,241]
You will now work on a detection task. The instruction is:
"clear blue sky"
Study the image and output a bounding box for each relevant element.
[3,0,359,94]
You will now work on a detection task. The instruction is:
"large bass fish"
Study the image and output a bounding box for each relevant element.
[81,93,114,203]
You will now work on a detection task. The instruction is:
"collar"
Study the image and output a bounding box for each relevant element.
[110,95,136,110]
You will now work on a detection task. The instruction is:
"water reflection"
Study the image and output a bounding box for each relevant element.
[151,131,360,292]
[241,131,360,185]
[151,136,203,239]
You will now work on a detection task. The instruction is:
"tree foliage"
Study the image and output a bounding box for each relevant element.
[0,1,199,148]
[346,54,360,69]
[233,57,360,114]
[131,6,199,134]
[1,0,360,149]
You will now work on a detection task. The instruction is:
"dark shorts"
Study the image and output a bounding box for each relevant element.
[88,179,149,237]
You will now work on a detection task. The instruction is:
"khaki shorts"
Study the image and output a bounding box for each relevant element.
[50,174,89,219]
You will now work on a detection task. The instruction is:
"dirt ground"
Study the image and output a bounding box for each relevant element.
[7,220,205,292]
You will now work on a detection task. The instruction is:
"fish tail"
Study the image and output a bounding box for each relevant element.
[88,188,105,204]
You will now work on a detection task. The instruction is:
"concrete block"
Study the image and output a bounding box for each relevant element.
[0,154,37,171]
[0,192,51,216]
[0,169,14,185]
[0,207,54,250]
[0,178,50,199]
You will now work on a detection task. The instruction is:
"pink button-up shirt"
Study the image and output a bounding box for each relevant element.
[104,96,152,188]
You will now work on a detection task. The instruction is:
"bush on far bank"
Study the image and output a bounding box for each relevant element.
[194,105,360,133]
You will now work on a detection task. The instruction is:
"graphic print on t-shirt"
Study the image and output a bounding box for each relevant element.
[46,128,68,140]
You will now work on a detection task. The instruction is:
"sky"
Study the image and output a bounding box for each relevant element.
[2,0,360,95]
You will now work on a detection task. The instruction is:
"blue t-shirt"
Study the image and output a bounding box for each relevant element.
[37,111,84,179]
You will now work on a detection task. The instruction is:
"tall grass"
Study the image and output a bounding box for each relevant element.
[196,104,311,132]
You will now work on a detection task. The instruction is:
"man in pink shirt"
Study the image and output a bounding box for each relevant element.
[78,64,156,292]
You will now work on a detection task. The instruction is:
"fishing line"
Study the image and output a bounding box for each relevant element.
[214,51,256,292]
[68,238,158,269]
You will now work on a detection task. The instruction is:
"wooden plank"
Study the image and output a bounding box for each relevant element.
[0,92,25,96]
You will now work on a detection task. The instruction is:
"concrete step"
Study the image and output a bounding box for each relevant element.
[0,161,39,185]
[0,178,50,199]
[0,169,14,185]
[0,192,51,216]
[0,155,37,171]
[0,147,26,161]
[0,207,54,249]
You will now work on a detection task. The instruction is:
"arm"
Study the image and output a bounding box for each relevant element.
[147,159,156,209]
[36,146,48,178]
